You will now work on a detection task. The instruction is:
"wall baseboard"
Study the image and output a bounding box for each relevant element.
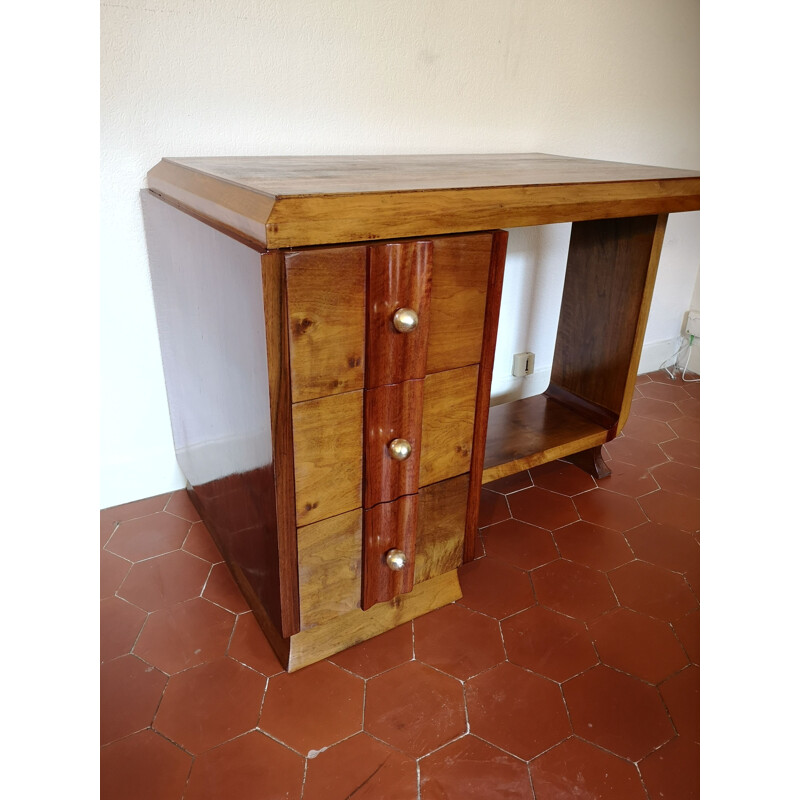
[101,454,186,510]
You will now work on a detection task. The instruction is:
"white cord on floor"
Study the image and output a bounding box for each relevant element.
[660,335,700,382]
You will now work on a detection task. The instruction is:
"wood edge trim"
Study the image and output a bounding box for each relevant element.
[481,429,610,485]
[148,159,273,247]
[464,230,508,562]
[285,569,462,672]
[614,213,669,438]
[261,252,301,636]
[265,179,699,248]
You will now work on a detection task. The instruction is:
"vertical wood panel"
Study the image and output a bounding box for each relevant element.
[292,390,363,527]
[362,495,418,610]
[463,230,508,561]
[548,216,662,416]
[363,379,424,508]
[366,240,433,387]
[285,246,366,402]
[419,365,479,487]
[297,509,362,630]
[426,233,494,374]
[415,475,469,584]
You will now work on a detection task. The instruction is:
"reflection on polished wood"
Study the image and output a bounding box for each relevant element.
[145,153,699,672]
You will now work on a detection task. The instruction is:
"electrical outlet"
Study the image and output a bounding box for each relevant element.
[512,352,535,377]
[685,310,700,338]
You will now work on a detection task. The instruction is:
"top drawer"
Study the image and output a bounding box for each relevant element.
[285,234,494,403]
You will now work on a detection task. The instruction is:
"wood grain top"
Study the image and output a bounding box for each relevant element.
[148,153,700,249]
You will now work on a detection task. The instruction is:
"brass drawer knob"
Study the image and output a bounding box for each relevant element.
[388,438,412,461]
[392,307,419,333]
[385,548,407,571]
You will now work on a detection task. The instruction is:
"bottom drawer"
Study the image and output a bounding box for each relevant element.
[295,474,469,630]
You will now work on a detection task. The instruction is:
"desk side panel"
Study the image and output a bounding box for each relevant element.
[143,191,297,637]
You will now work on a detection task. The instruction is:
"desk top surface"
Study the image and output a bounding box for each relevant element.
[147,153,699,249]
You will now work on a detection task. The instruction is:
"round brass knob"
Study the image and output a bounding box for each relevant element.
[392,307,419,333]
[385,549,407,571]
[388,438,412,461]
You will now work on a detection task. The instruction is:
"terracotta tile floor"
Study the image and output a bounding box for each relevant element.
[100,371,699,799]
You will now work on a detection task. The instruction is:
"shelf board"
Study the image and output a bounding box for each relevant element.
[481,394,610,484]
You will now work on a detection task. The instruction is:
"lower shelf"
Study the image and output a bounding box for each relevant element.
[481,393,610,484]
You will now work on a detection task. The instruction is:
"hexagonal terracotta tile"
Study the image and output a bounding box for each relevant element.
[630,397,682,422]
[478,488,511,527]
[182,521,223,563]
[261,660,363,755]
[638,489,700,532]
[134,597,235,674]
[106,512,192,562]
[228,612,285,677]
[100,548,131,599]
[659,665,699,743]
[599,459,660,498]
[529,737,647,799]
[604,437,666,469]
[415,603,505,680]
[466,662,570,760]
[667,415,699,442]
[659,436,700,467]
[365,661,466,758]
[650,461,700,498]
[303,732,417,800]
[502,605,597,682]
[619,415,676,444]
[154,657,266,754]
[588,608,688,684]
[529,460,596,496]
[183,730,304,800]
[100,729,192,800]
[507,487,579,530]
[562,665,674,761]
[118,550,211,612]
[457,557,534,620]
[637,381,691,403]
[202,562,251,613]
[673,608,700,664]
[420,734,533,800]
[639,736,699,799]
[573,489,647,532]
[101,493,170,526]
[624,522,699,574]
[327,622,412,678]
[677,397,700,418]
[483,469,533,495]
[100,654,167,745]
[481,518,559,570]
[609,561,697,622]
[531,560,618,621]
[164,490,202,522]
[553,520,635,571]
[100,596,147,663]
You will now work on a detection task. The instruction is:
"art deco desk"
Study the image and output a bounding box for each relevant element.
[144,154,700,671]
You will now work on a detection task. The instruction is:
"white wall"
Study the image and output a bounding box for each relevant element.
[100,0,699,508]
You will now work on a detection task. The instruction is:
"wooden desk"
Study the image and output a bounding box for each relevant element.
[144,154,699,671]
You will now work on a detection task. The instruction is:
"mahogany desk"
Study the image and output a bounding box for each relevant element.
[144,154,700,671]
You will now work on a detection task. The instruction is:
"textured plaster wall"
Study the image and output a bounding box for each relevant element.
[100,0,699,507]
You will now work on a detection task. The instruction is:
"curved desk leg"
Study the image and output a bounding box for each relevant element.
[563,446,611,480]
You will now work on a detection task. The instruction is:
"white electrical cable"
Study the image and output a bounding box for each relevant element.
[660,335,700,383]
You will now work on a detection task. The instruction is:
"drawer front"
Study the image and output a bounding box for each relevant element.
[414,474,469,585]
[293,390,363,527]
[365,240,433,388]
[363,379,424,508]
[297,508,362,630]
[426,234,494,374]
[419,364,480,487]
[362,494,418,609]
[285,246,366,403]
